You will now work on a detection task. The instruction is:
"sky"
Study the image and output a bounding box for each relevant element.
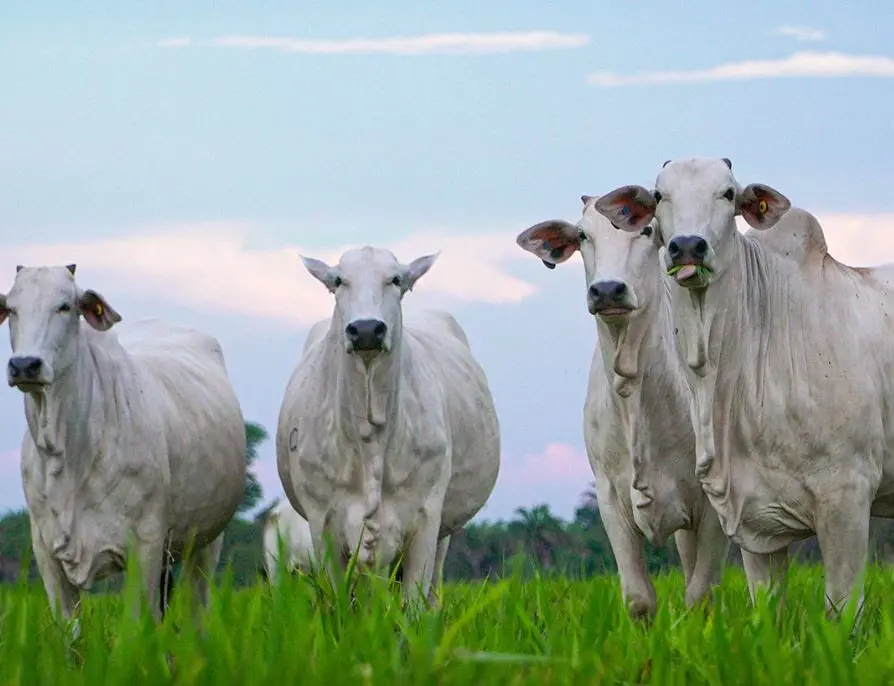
[1,0,893,522]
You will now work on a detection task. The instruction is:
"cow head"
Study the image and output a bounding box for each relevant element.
[515,194,662,322]
[1,264,121,391]
[593,158,791,289]
[302,246,438,361]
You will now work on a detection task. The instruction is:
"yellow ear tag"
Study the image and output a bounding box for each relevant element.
[758,200,768,214]
[95,304,103,317]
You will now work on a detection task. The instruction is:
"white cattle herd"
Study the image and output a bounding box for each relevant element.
[0,157,887,628]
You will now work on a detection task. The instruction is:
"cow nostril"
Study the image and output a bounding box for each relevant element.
[345,324,359,339]
[667,240,681,258]
[26,359,41,375]
[613,282,627,296]
[694,238,708,257]
[374,322,387,339]
[588,284,601,298]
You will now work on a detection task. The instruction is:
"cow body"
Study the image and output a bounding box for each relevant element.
[1,266,246,622]
[517,197,729,618]
[276,247,499,607]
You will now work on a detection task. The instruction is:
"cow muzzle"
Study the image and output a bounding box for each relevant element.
[587,279,636,318]
[7,355,52,390]
[666,234,714,288]
[344,318,390,355]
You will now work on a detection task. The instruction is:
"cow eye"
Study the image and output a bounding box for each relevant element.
[58,303,71,313]
[723,188,735,202]
[578,230,587,242]
[653,191,663,203]
[332,276,343,288]
[641,226,653,237]
[390,276,401,287]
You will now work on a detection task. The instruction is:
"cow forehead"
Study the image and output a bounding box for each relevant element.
[337,246,400,278]
[9,266,77,301]
[656,158,736,194]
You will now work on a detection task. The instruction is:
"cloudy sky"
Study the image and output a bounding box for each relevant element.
[1,1,893,521]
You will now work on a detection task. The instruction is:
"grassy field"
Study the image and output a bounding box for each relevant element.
[2,563,894,685]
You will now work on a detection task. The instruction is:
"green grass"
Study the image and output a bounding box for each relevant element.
[3,564,894,684]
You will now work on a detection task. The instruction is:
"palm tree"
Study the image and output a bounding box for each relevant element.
[238,421,269,514]
[510,504,567,571]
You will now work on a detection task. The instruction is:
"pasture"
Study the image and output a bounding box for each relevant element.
[2,564,894,685]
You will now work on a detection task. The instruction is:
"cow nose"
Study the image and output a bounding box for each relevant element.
[588,280,627,300]
[667,235,709,263]
[7,356,43,382]
[345,319,388,352]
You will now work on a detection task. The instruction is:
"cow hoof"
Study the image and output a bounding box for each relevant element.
[627,597,656,621]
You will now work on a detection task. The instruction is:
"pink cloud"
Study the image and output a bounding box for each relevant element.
[479,443,592,520]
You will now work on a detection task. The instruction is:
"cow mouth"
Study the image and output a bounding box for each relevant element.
[667,263,713,288]
[596,306,634,317]
[8,380,49,393]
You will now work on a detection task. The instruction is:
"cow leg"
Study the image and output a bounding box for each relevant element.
[159,557,175,617]
[401,513,440,616]
[32,532,80,627]
[741,548,790,605]
[136,541,166,622]
[814,480,872,620]
[675,529,698,588]
[676,508,729,608]
[426,535,450,610]
[599,493,656,620]
[183,534,223,609]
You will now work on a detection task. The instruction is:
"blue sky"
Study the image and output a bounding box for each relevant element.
[1,1,893,520]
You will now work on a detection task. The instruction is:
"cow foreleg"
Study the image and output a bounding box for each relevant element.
[401,513,440,616]
[815,479,872,622]
[136,541,165,622]
[741,548,790,608]
[675,507,729,609]
[183,534,224,610]
[599,494,656,620]
[32,533,80,628]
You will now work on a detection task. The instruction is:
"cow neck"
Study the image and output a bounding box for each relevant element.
[594,294,660,399]
[24,331,104,477]
[332,333,403,445]
[676,227,767,535]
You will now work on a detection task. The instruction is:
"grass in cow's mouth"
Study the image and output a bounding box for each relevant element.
[667,264,713,281]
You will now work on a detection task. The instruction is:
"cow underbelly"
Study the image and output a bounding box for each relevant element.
[702,465,813,554]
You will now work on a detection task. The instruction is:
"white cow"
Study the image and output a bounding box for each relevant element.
[276,246,500,608]
[594,157,894,615]
[0,265,246,622]
[516,195,729,618]
[262,498,315,583]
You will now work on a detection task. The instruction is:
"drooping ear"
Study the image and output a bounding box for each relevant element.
[404,252,440,291]
[593,185,657,233]
[0,293,7,328]
[581,194,595,206]
[515,220,580,270]
[79,289,122,331]
[300,256,338,291]
[736,183,791,230]
[722,157,733,170]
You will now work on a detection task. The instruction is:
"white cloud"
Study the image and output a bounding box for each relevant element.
[157,31,590,56]
[774,25,826,42]
[588,51,894,87]
[0,223,536,328]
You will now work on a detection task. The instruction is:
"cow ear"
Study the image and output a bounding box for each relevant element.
[737,183,791,230]
[516,220,581,270]
[593,186,657,233]
[79,289,122,331]
[0,293,7,327]
[403,252,440,291]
